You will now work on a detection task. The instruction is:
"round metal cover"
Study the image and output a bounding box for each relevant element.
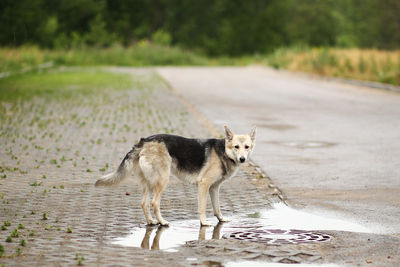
[223,229,331,244]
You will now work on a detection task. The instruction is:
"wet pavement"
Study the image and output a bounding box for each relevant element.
[157,66,400,234]
[1,67,398,266]
[157,66,400,266]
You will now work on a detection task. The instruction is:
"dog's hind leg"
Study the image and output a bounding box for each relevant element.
[151,173,170,226]
[140,177,158,225]
[138,142,171,226]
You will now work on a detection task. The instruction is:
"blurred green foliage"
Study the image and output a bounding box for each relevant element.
[1,0,399,55]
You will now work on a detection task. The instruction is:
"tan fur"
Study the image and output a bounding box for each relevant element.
[134,142,171,225]
[197,149,228,225]
[95,126,256,226]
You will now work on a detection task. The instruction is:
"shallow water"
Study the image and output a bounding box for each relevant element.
[112,202,371,250]
[112,219,224,249]
[260,203,371,233]
[225,261,340,267]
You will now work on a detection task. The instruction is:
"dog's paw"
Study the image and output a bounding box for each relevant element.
[147,219,159,225]
[200,220,213,227]
[218,217,230,222]
[159,220,169,226]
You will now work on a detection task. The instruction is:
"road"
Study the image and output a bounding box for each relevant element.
[157,66,400,238]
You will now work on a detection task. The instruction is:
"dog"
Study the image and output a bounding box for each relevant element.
[95,125,256,226]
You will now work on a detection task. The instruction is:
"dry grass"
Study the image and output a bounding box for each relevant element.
[267,48,400,85]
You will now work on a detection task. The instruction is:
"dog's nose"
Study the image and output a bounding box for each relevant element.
[239,157,246,163]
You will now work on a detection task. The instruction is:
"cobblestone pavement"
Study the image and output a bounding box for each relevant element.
[1,68,330,266]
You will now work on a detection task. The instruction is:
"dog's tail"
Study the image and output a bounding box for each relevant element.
[95,147,137,187]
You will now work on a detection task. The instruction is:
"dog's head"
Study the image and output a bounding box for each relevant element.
[224,125,256,164]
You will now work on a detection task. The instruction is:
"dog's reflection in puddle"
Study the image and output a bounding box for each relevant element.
[140,225,168,250]
[198,222,224,240]
[136,222,225,250]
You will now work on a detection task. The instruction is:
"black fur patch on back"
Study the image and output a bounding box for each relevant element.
[143,134,226,173]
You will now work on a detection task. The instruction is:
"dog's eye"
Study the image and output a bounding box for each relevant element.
[234,145,239,149]
[245,145,249,149]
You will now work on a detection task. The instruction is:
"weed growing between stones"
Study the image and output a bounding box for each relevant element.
[75,253,85,265]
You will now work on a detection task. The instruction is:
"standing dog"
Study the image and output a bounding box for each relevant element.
[95,126,256,226]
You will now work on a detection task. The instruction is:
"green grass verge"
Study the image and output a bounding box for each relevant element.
[0,69,134,102]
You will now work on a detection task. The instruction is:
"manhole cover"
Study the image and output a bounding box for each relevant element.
[223,229,331,244]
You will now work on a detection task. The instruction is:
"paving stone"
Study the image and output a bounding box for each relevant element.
[0,68,323,266]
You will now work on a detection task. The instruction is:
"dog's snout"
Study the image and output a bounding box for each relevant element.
[239,157,246,163]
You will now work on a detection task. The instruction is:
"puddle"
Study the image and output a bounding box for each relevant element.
[264,141,337,149]
[260,203,371,233]
[112,220,224,250]
[226,261,340,267]
[112,203,370,250]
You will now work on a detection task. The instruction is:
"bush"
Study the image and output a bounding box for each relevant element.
[151,30,172,46]
[85,14,119,47]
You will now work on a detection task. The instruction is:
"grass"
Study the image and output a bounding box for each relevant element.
[0,69,134,102]
[0,44,209,73]
[10,229,19,238]
[1,45,399,85]
[57,43,209,66]
[261,47,400,85]
[75,253,85,265]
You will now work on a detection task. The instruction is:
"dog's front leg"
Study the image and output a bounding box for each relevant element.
[198,182,212,226]
[209,182,230,222]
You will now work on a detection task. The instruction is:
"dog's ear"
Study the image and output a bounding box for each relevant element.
[224,126,234,141]
[249,125,256,141]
